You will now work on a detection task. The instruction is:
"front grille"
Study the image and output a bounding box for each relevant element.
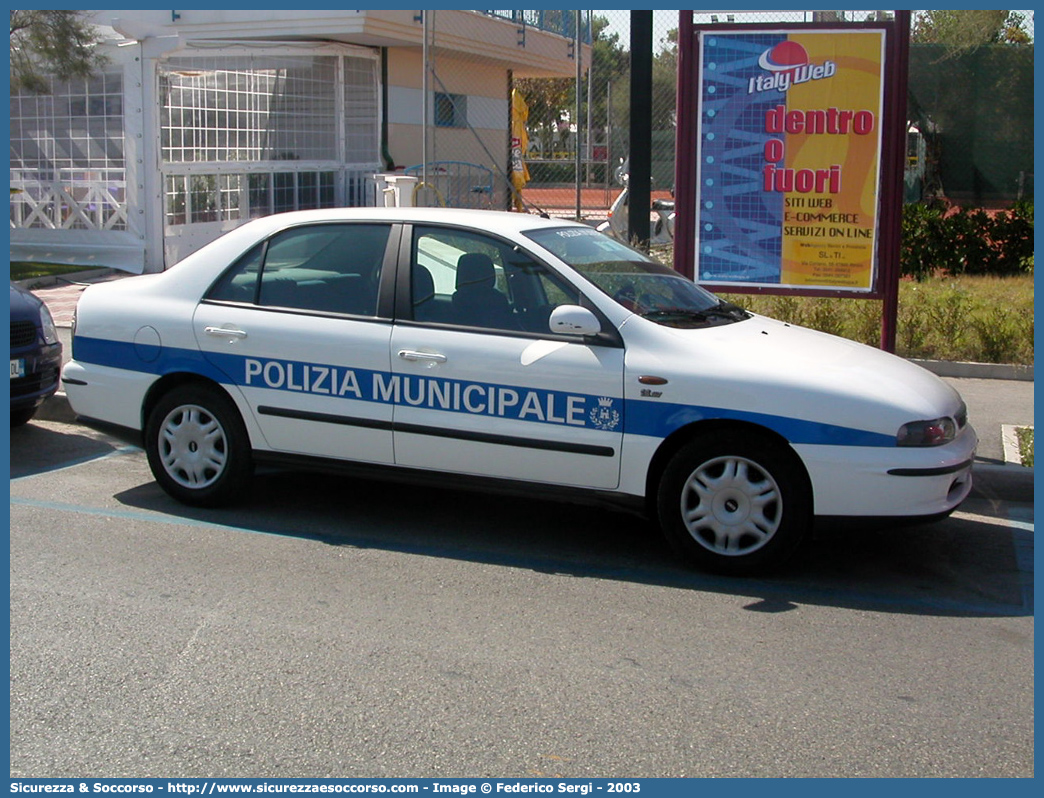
[10,365,60,398]
[11,320,37,348]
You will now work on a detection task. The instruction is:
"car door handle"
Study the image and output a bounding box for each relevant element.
[397,349,447,364]
[205,326,248,339]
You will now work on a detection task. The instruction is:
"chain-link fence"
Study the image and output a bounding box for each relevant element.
[400,11,591,212]
[508,10,679,220]
[407,10,671,219]
[908,44,1034,204]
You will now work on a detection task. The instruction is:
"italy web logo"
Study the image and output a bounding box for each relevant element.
[748,40,837,94]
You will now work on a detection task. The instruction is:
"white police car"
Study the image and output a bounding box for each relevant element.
[63,208,976,573]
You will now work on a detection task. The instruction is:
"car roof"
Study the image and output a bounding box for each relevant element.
[238,207,583,238]
[163,208,589,287]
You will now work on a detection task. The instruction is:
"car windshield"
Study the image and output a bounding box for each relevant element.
[524,226,749,329]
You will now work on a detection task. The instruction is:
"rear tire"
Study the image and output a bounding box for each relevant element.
[145,383,253,507]
[657,429,811,575]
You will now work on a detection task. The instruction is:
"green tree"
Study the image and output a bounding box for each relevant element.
[10,10,106,93]
[514,76,573,156]
[587,14,629,136]
[911,10,1032,54]
[584,20,679,165]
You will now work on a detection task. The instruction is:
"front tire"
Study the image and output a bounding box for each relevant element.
[11,407,36,427]
[145,383,253,507]
[657,429,811,575]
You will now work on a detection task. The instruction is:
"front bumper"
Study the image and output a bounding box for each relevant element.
[794,424,978,518]
[10,343,62,411]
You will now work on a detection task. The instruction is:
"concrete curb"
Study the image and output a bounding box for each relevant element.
[1001,425,1027,466]
[912,359,1034,382]
[13,268,117,291]
[968,461,1035,504]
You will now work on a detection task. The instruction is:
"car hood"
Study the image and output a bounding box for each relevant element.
[627,314,966,436]
[10,283,44,323]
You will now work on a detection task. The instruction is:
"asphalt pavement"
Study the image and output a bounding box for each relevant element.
[25,270,1035,502]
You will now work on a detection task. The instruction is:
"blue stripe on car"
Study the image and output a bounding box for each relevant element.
[73,335,895,447]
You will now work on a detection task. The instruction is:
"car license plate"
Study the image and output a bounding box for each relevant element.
[11,359,25,379]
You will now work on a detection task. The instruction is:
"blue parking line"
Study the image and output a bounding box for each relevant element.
[10,444,142,482]
[9,495,287,539]
[954,508,1034,613]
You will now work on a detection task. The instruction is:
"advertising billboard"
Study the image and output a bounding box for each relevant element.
[695,29,886,291]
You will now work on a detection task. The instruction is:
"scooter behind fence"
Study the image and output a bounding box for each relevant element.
[596,161,675,246]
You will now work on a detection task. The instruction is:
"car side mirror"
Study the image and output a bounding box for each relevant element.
[549,305,601,336]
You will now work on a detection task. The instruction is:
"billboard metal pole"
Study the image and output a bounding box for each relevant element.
[878,10,911,353]
[674,10,696,278]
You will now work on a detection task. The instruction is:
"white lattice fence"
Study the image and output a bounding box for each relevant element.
[11,177,128,231]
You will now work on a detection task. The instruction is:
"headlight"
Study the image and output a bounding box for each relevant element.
[40,304,59,345]
[897,417,958,447]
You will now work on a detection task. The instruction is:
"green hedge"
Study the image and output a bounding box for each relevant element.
[901,201,1034,280]
[719,276,1034,365]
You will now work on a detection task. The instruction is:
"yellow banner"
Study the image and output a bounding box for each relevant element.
[511,89,530,211]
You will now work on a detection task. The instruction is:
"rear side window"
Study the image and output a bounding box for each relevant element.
[207,224,391,317]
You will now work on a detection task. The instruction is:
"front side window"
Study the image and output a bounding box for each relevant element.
[525,226,749,328]
[207,223,390,316]
[411,227,580,333]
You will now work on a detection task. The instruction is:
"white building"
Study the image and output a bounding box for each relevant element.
[10,10,589,272]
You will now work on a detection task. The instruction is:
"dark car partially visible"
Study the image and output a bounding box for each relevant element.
[10,283,62,427]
